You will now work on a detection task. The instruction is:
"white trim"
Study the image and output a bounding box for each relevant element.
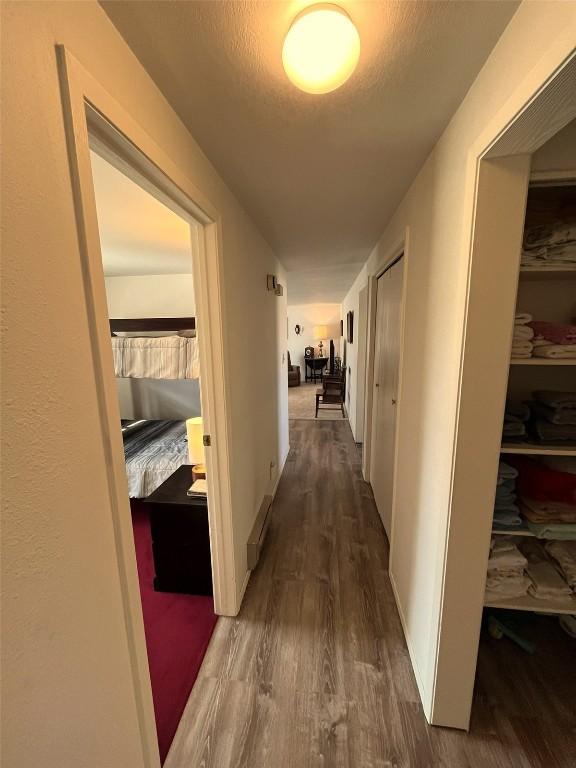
[389,571,427,708]
[57,46,238,766]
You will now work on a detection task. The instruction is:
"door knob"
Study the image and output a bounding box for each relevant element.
[392,398,397,405]
[375,383,379,387]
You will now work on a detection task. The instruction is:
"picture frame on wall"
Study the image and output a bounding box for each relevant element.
[346,311,354,344]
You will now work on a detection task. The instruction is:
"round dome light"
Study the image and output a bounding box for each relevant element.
[282,4,360,95]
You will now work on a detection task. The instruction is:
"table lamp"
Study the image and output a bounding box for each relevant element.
[313,324,328,357]
[186,417,206,480]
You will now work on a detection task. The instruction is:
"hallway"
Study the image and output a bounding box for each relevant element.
[165,420,575,767]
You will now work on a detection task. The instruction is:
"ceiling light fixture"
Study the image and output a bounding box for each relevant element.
[282,4,360,95]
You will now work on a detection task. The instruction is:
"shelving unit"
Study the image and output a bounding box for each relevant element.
[486,177,576,613]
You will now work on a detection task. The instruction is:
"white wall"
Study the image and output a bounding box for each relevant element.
[104,273,196,317]
[341,267,369,441]
[105,274,201,419]
[1,2,288,766]
[341,0,576,728]
[287,303,341,377]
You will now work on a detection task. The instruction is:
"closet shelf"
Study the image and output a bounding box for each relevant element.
[501,442,576,457]
[485,593,576,615]
[519,266,576,281]
[510,358,576,366]
[491,524,576,541]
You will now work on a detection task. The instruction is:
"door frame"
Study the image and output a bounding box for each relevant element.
[363,230,409,495]
[430,52,576,729]
[57,46,236,766]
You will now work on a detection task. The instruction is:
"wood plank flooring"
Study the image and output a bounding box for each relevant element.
[166,420,576,768]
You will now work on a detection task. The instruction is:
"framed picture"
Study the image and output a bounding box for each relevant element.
[346,311,354,344]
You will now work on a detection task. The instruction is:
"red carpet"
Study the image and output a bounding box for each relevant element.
[131,501,217,763]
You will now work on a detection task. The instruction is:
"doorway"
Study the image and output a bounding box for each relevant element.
[369,256,404,539]
[58,46,236,767]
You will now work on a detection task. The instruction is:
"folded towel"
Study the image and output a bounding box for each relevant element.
[526,521,576,540]
[531,419,576,443]
[533,391,576,410]
[487,539,527,570]
[485,571,530,601]
[504,455,576,504]
[503,422,527,438]
[527,561,572,599]
[545,540,576,589]
[521,498,576,524]
[530,402,576,426]
[513,325,534,341]
[498,462,519,482]
[505,402,531,422]
[514,312,533,325]
[528,321,576,346]
[532,344,576,359]
[493,510,523,527]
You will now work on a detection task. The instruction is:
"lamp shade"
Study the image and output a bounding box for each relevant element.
[186,417,205,465]
[313,324,328,340]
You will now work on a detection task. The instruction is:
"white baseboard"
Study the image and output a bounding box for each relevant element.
[389,570,431,721]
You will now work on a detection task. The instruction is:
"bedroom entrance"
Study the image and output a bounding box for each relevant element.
[88,145,216,762]
[58,47,237,768]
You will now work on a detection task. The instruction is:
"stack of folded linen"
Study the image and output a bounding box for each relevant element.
[529,390,576,443]
[485,537,530,601]
[521,221,576,268]
[511,312,534,358]
[545,540,576,592]
[528,321,576,359]
[518,538,573,601]
[506,455,576,538]
[502,401,530,440]
[493,462,522,528]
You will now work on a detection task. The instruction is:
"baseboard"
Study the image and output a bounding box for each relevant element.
[389,570,431,721]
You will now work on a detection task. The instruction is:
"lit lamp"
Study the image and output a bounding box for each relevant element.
[314,325,328,357]
[186,417,206,481]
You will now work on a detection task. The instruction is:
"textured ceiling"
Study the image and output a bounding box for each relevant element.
[101,0,518,302]
[90,151,192,276]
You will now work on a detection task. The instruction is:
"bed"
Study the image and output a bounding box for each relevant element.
[122,419,189,498]
[110,317,199,380]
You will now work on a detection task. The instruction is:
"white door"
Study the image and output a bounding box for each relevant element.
[370,258,403,539]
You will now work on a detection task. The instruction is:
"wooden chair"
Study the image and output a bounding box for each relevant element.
[315,370,346,418]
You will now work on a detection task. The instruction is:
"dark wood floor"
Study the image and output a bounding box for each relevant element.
[166,420,576,767]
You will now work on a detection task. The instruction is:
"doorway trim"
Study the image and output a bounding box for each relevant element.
[57,46,237,766]
[430,51,576,729]
[362,228,409,489]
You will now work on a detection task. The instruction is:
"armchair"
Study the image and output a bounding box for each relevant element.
[287,351,301,387]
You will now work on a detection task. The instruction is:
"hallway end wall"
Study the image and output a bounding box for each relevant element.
[287,303,342,377]
[342,0,576,728]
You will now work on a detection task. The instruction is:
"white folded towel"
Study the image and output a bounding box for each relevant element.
[532,344,576,359]
[513,325,534,341]
[527,561,572,599]
[515,312,533,325]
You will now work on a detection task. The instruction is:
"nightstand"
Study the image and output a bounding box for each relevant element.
[146,465,212,596]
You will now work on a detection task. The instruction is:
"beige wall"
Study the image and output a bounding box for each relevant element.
[1,2,288,766]
[342,0,576,727]
[104,273,196,318]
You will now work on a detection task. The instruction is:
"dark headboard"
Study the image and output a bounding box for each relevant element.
[110,317,195,334]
